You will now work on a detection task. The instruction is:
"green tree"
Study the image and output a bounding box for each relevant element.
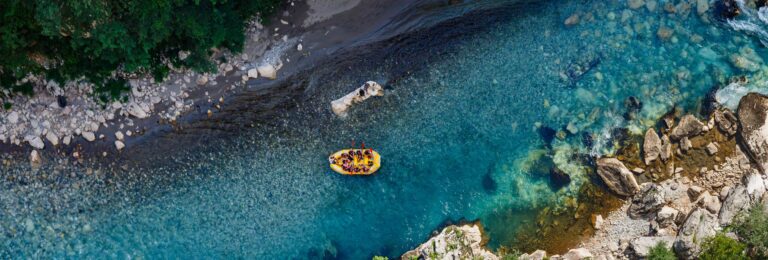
[647,241,676,260]
[0,0,280,103]
[733,204,768,258]
[698,233,747,260]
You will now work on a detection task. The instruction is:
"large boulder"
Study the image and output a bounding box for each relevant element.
[674,208,719,258]
[561,248,592,260]
[331,81,385,117]
[401,224,498,260]
[746,173,766,201]
[520,250,547,260]
[714,108,739,136]
[631,236,676,257]
[719,185,751,227]
[670,115,704,140]
[737,93,768,173]
[644,129,662,165]
[629,183,666,219]
[597,158,641,196]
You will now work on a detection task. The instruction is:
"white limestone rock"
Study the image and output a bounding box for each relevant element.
[45,132,59,146]
[82,132,96,142]
[25,135,45,149]
[247,68,259,79]
[257,64,277,79]
[115,140,125,150]
[331,81,385,117]
[401,224,498,260]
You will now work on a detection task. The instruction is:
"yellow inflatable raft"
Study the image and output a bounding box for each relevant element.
[329,149,381,175]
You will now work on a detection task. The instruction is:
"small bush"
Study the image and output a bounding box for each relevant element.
[372,256,388,260]
[698,233,747,260]
[647,241,676,260]
[733,204,768,258]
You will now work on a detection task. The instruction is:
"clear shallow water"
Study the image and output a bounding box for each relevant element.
[3,0,768,258]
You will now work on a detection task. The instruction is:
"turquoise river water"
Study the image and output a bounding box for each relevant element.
[3,0,768,258]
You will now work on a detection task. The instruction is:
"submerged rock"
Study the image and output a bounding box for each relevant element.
[644,129,662,165]
[596,158,641,196]
[401,224,498,260]
[714,0,741,19]
[670,115,704,140]
[737,93,768,173]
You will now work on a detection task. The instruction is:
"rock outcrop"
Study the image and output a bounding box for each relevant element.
[331,81,384,117]
[644,129,662,165]
[719,185,752,226]
[629,183,666,219]
[631,236,676,257]
[674,208,719,258]
[401,224,498,260]
[670,115,704,140]
[714,108,739,136]
[737,93,768,173]
[597,158,641,196]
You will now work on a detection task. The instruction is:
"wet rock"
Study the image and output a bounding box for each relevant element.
[737,93,768,173]
[674,208,718,258]
[597,158,641,196]
[670,115,704,140]
[714,108,739,136]
[629,183,666,219]
[644,129,662,165]
[565,13,580,26]
[562,248,592,260]
[520,250,547,260]
[661,135,672,162]
[715,0,741,19]
[631,236,676,257]
[706,143,719,155]
[719,186,751,226]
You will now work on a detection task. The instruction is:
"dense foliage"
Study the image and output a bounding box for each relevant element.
[647,241,677,260]
[0,0,279,102]
[733,204,768,258]
[699,233,748,260]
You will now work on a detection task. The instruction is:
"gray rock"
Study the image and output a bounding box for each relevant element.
[25,135,45,149]
[629,183,666,218]
[657,206,681,227]
[696,192,721,214]
[719,186,751,226]
[597,158,641,196]
[644,129,662,165]
[562,248,592,260]
[737,93,768,173]
[82,132,96,142]
[688,186,705,200]
[714,108,739,136]
[746,173,766,201]
[631,236,676,257]
[7,111,19,124]
[670,115,704,140]
[29,150,42,166]
[674,208,718,258]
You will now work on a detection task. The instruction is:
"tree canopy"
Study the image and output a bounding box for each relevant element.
[0,0,279,102]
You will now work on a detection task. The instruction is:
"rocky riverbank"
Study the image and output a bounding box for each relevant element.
[403,91,768,259]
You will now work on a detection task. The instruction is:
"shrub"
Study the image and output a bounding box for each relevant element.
[647,241,676,260]
[0,0,280,102]
[733,204,768,258]
[698,233,747,260]
[372,256,388,260]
